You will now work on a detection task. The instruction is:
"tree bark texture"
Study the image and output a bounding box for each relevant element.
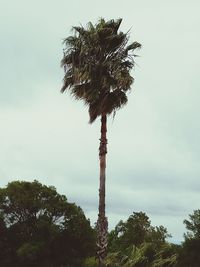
[97,114,108,267]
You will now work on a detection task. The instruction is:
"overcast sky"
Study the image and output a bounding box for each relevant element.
[0,0,200,243]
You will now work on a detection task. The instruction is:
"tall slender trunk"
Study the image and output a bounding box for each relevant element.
[97,114,108,267]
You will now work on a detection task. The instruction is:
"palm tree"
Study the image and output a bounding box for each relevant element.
[60,18,141,267]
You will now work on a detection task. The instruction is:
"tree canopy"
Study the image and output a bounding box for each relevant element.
[177,210,200,267]
[183,209,200,239]
[84,212,177,267]
[61,18,141,123]
[0,180,95,267]
[2,180,200,267]
[108,212,171,252]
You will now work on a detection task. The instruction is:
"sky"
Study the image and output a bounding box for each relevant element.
[0,0,200,243]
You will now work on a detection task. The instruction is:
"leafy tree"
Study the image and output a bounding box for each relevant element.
[177,210,200,267]
[84,212,178,267]
[183,209,200,239]
[0,180,95,267]
[108,212,170,252]
[123,212,151,246]
[60,18,141,266]
[147,225,171,246]
[106,212,177,266]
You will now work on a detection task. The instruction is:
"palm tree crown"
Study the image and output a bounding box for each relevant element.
[61,18,141,122]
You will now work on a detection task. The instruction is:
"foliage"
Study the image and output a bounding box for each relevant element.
[177,238,200,267]
[106,212,177,267]
[105,243,178,267]
[108,212,171,253]
[0,180,95,267]
[183,209,200,239]
[177,210,200,267]
[83,257,98,267]
[105,209,200,267]
[61,18,141,123]
[3,180,200,267]
[151,243,178,267]
[105,210,200,267]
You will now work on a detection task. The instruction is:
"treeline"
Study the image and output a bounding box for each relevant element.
[0,181,200,266]
[86,210,200,267]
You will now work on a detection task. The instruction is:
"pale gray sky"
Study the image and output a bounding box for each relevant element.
[0,0,200,243]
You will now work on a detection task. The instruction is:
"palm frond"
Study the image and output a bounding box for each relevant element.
[61,18,141,123]
[61,76,73,93]
[126,41,142,52]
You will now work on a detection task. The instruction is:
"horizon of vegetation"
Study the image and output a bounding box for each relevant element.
[1,180,200,267]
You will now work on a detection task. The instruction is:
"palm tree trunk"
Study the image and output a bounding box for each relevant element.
[97,114,108,267]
